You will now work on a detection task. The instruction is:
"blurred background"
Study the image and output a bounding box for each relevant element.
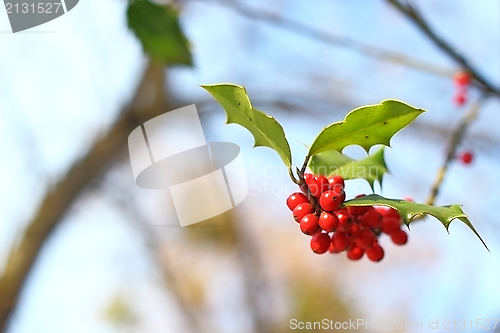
[1,0,500,332]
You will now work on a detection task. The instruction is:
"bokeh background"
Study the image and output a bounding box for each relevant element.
[1,0,500,332]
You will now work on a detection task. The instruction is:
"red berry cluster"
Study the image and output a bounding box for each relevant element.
[453,71,471,106]
[286,174,408,262]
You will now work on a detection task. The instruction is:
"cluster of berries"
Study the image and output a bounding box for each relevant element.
[453,71,471,106]
[287,174,408,262]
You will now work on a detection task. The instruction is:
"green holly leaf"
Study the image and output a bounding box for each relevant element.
[127,0,192,66]
[308,100,424,157]
[309,147,388,191]
[343,194,488,249]
[201,83,292,167]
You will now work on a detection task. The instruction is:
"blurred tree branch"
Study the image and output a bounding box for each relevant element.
[104,189,206,333]
[384,0,499,203]
[387,0,500,95]
[0,62,177,333]
[103,179,272,333]
[426,95,487,205]
[212,0,454,78]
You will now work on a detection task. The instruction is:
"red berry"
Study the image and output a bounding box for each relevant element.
[391,229,408,245]
[379,207,401,220]
[349,222,361,237]
[328,241,341,253]
[304,173,314,184]
[354,229,376,249]
[305,174,328,197]
[459,151,473,164]
[453,89,467,106]
[360,208,382,228]
[319,190,341,212]
[332,231,350,251]
[300,214,320,235]
[319,212,339,232]
[328,175,345,190]
[347,194,369,216]
[347,205,369,217]
[381,217,401,234]
[335,210,352,232]
[454,71,471,87]
[293,203,313,223]
[286,192,309,211]
[302,173,314,194]
[310,233,331,254]
[329,183,346,204]
[319,175,330,193]
[366,244,385,262]
[346,244,364,260]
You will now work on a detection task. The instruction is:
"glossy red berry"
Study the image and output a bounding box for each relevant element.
[360,208,382,228]
[316,175,329,194]
[459,151,473,164]
[286,192,309,211]
[348,206,370,216]
[349,222,361,237]
[305,174,328,197]
[319,190,341,212]
[354,229,376,249]
[300,214,320,235]
[347,195,369,216]
[293,203,313,223]
[318,212,339,232]
[379,207,401,220]
[391,229,408,245]
[454,71,471,87]
[319,175,330,193]
[335,210,352,232]
[381,217,401,234]
[366,244,384,262]
[346,244,364,260]
[329,183,345,204]
[328,175,345,191]
[304,173,314,184]
[310,233,331,254]
[302,173,314,194]
[332,231,350,251]
[328,241,341,253]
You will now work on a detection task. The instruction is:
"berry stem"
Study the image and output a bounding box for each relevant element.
[288,167,300,185]
[300,155,311,175]
[296,167,319,213]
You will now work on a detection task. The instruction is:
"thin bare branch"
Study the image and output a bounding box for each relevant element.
[426,95,488,205]
[212,0,454,78]
[387,0,500,95]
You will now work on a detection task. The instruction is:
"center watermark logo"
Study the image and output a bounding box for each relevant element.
[128,104,248,226]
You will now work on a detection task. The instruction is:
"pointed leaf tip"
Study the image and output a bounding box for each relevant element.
[201,83,292,167]
[308,100,425,157]
[343,194,488,250]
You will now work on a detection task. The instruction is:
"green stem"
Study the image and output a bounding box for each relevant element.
[288,167,300,185]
